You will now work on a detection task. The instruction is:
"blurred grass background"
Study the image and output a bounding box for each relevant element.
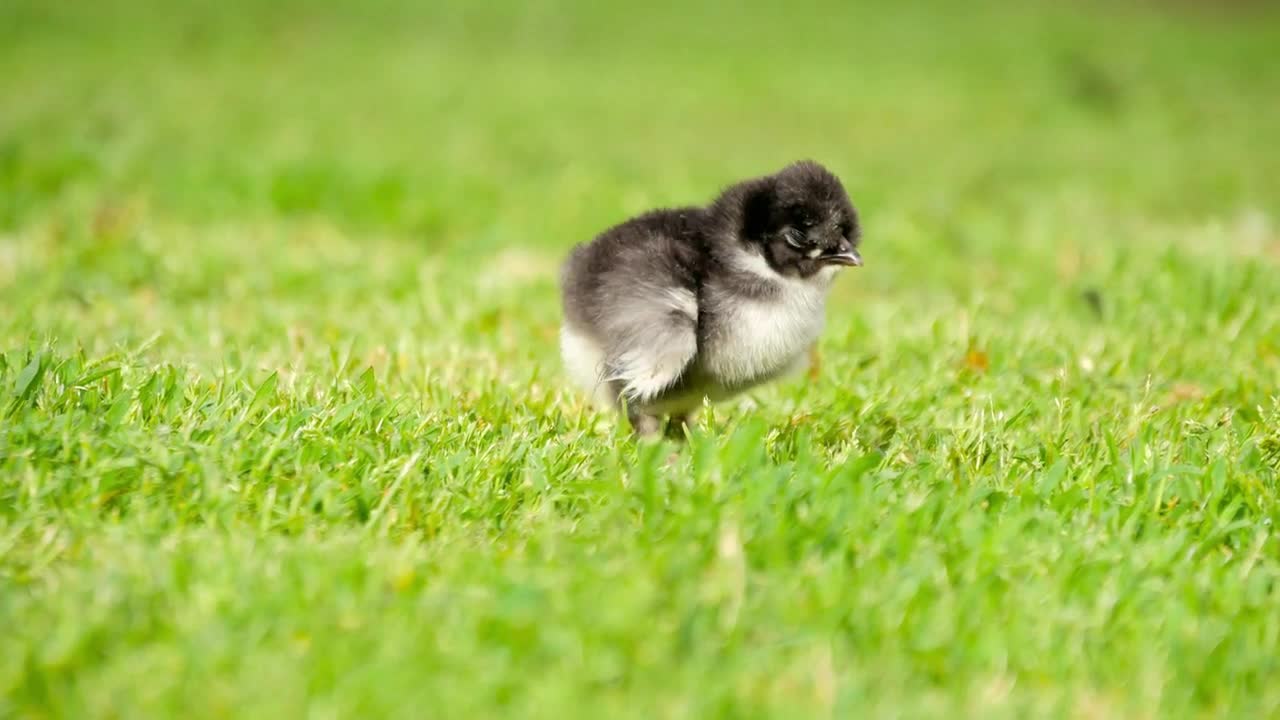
[2,0,1280,718]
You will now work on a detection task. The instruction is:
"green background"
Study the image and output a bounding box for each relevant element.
[2,0,1280,717]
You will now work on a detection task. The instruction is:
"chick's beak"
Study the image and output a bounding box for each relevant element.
[820,248,862,267]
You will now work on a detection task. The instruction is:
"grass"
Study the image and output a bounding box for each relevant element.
[3,0,1280,717]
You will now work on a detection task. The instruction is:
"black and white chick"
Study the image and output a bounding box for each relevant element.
[559,160,862,437]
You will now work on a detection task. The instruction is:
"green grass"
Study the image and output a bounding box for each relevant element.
[3,0,1280,717]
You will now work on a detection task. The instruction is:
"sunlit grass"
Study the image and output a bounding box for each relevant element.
[2,0,1280,717]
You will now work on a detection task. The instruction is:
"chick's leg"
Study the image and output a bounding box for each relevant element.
[627,408,663,438]
[664,410,697,440]
[608,380,663,438]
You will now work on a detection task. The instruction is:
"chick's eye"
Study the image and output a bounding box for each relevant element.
[783,227,806,249]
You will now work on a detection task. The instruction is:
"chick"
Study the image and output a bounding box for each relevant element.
[560,160,862,437]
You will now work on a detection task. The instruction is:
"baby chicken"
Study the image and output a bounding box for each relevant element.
[560,160,862,437]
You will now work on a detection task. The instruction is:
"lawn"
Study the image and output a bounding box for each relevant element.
[3,0,1280,717]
